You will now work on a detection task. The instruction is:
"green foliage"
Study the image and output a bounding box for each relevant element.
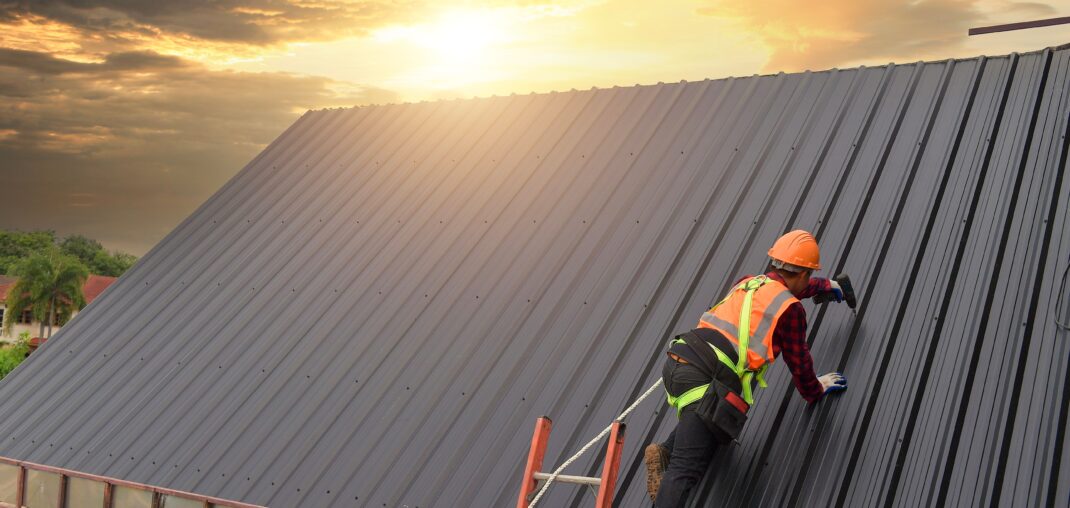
[4,247,89,337]
[89,250,137,277]
[60,234,136,276]
[0,230,137,277]
[59,235,103,264]
[0,230,57,274]
[0,332,30,381]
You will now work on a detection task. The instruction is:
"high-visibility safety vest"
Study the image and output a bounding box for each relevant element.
[666,275,799,411]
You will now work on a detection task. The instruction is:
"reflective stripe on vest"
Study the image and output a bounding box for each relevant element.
[697,276,797,372]
[674,276,796,406]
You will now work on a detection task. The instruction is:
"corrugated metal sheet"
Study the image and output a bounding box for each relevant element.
[0,45,1068,508]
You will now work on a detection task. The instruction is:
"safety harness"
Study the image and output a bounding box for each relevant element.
[665,276,776,414]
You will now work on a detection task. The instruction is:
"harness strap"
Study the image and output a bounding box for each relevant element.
[665,383,710,417]
[665,276,775,412]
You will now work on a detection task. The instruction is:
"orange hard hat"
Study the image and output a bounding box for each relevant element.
[768,230,821,270]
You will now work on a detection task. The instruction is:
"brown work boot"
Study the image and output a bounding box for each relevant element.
[643,443,669,501]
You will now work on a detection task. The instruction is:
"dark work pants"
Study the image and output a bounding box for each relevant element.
[654,358,729,508]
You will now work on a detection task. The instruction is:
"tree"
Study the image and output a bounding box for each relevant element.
[4,248,89,338]
[60,234,137,276]
[0,332,30,381]
[0,230,56,275]
[59,235,103,264]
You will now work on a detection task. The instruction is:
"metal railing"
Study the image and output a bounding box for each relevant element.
[0,456,265,508]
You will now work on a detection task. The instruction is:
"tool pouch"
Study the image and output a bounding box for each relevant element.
[695,379,749,440]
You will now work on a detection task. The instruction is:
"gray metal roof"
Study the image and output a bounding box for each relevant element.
[0,45,1068,508]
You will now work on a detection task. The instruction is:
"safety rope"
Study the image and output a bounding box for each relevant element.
[527,378,664,508]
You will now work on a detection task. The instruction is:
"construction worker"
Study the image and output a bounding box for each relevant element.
[644,230,855,507]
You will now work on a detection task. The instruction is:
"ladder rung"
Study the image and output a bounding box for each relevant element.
[532,472,601,486]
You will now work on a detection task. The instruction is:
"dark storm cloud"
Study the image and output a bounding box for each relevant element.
[0,49,399,254]
[0,48,185,74]
[0,0,422,45]
[697,0,1057,72]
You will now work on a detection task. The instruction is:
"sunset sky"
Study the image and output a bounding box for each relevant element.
[0,1,1067,255]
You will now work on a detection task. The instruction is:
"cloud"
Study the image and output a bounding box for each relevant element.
[696,0,1056,72]
[0,1,423,46]
[0,48,399,254]
[0,48,186,74]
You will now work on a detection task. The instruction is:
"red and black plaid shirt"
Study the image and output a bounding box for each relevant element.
[742,271,830,403]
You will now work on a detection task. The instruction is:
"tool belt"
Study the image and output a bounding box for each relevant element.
[672,329,750,440]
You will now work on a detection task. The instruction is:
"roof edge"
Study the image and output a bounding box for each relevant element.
[307,41,1070,114]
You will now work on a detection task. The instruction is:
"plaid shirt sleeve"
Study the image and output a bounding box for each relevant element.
[795,276,831,300]
[772,301,825,403]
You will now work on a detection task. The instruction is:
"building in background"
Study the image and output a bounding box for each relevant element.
[0,274,117,345]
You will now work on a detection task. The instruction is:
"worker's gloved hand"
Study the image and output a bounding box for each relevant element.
[828,280,845,303]
[823,274,857,309]
[818,372,847,394]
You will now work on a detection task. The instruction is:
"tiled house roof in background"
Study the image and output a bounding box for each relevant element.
[82,275,117,304]
[0,46,1067,507]
[0,276,16,301]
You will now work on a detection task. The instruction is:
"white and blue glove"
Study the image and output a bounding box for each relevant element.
[828,280,845,303]
[819,372,847,394]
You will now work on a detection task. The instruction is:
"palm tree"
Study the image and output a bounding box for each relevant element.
[4,248,88,339]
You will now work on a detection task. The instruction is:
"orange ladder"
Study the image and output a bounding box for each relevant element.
[516,416,625,508]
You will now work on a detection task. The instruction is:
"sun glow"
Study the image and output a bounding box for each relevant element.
[372,9,512,89]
